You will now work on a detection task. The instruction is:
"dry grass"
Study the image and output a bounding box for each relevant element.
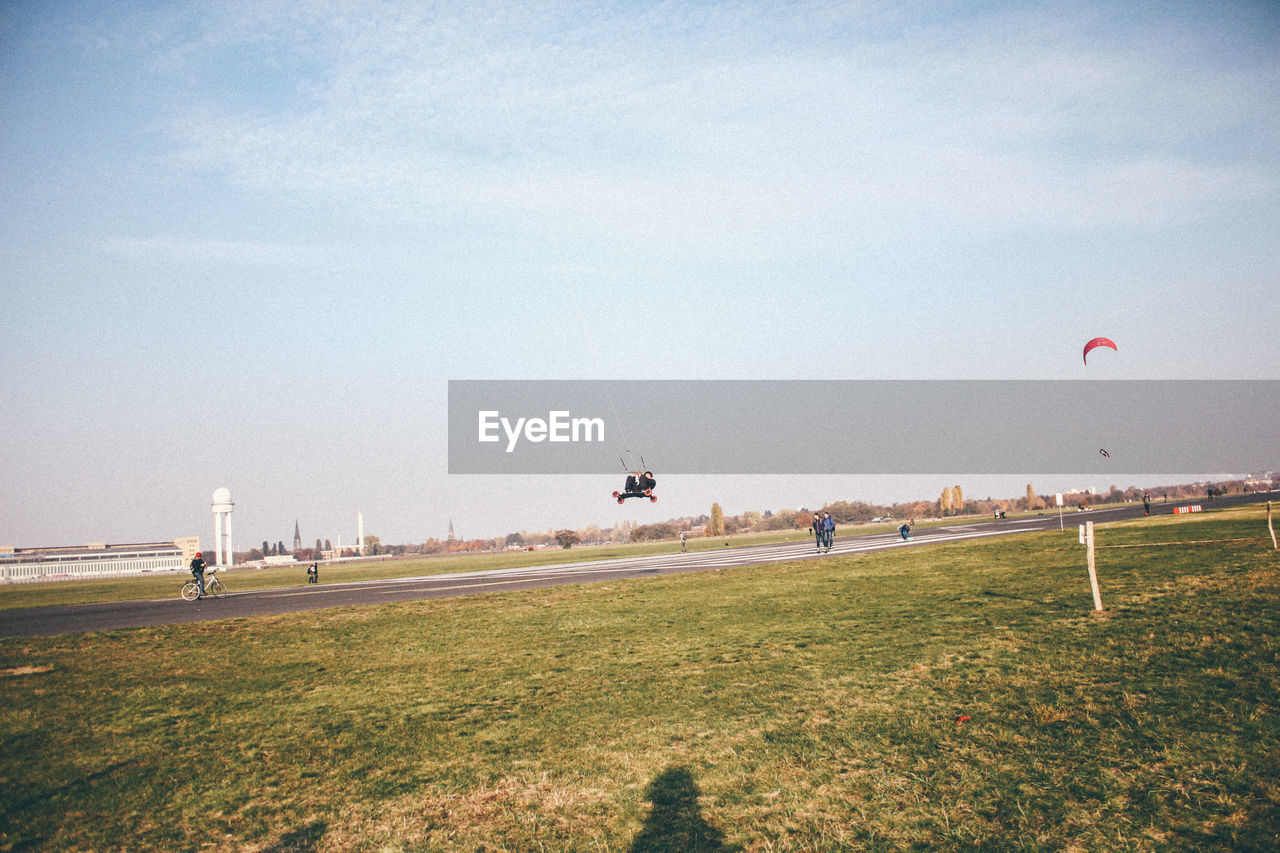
[2,507,1278,850]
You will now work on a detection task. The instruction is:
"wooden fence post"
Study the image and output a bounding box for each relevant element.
[1085,520,1103,611]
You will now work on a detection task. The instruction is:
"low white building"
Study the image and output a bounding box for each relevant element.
[0,537,200,584]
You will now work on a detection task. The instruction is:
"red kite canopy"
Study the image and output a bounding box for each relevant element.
[1083,337,1117,365]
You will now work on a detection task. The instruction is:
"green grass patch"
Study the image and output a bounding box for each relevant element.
[2,508,1277,850]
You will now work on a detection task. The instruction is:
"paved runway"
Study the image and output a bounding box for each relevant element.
[1,492,1268,637]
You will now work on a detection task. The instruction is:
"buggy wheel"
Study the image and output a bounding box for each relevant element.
[650,496,657,502]
[617,498,625,504]
[612,491,620,498]
[181,582,200,601]
[644,488,652,496]
[208,577,227,599]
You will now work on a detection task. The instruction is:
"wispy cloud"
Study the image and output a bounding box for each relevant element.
[144,0,1280,255]
[96,236,330,266]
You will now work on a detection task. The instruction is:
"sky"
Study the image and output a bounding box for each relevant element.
[2,0,1278,551]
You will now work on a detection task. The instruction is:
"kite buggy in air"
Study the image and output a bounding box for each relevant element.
[614,470,657,504]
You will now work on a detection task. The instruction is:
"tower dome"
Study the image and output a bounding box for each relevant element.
[211,487,234,512]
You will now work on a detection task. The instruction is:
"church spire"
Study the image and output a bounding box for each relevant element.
[293,520,302,551]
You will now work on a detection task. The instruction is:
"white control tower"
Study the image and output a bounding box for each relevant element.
[211,487,235,567]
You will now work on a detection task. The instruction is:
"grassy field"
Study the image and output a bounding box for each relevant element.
[2,507,1277,851]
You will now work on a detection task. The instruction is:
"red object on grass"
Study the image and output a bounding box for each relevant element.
[955,715,971,723]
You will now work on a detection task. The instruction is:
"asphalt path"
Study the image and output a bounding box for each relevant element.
[1,492,1269,638]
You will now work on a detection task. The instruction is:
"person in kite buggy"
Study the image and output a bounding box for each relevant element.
[613,470,657,503]
[898,519,914,540]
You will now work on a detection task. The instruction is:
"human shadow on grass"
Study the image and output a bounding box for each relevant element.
[628,765,738,853]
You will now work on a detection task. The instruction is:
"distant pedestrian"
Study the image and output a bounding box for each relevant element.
[189,552,207,598]
[811,512,823,551]
[822,512,835,552]
[1143,493,1151,516]
[307,562,318,584]
[899,520,914,540]
[680,531,687,552]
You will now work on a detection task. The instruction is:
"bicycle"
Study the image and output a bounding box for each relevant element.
[181,568,227,601]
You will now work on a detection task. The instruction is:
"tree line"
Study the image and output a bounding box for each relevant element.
[229,476,1271,561]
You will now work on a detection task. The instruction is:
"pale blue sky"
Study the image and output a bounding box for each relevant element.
[2,1,1278,548]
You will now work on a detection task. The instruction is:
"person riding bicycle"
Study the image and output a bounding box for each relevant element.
[189,552,207,598]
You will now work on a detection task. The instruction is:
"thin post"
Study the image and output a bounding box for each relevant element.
[1268,501,1277,550]
[1085,520,1103,611]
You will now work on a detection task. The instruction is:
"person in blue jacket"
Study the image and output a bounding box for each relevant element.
[822,512,835,552]
[899,520,914,540]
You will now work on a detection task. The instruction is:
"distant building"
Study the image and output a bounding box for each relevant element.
[293,520,302,552]
[0,537,199,584]
[1245,470,1277,490]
